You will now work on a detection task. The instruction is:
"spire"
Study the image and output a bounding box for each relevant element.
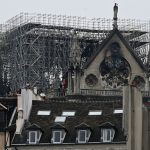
[113,3,118,29]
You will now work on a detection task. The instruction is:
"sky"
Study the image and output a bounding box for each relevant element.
[0,0,150,23]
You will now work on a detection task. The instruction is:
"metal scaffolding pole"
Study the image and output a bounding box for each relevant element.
[0,13,150,94]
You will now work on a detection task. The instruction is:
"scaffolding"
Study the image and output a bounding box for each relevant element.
[0,13,150,93]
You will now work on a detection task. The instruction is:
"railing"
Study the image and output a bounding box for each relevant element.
[80,89,150,97]
[80,89,122,96]
[142,91,150,97]
[51,89,150,97]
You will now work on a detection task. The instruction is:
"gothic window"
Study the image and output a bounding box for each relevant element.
[100,42,131,89]
[85,74,98,87]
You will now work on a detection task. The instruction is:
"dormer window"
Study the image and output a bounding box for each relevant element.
[51,124,67,144]
[77,130,91,143]
[52,130,66,144]
[75,123,91,143]
[26,124,42,144]
[28,130,41,144]
[99,122,115,143]
[101,128,115,143]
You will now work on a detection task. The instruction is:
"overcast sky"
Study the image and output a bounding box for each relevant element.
[0,0,150,23]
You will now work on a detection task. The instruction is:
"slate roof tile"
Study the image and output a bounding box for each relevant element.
[12,95,126,145]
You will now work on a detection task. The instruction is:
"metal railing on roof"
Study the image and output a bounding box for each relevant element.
[142,91,150,97]
[49,89,150,98]
[80,89,150,97]
[80,89,122,96]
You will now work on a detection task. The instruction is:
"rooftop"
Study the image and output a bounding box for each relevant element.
[12,96,126,145]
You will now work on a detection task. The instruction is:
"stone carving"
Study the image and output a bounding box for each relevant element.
[132,76,145,89]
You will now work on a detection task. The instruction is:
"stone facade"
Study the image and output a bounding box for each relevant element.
[0,133,5,150]
[80,33,146,91]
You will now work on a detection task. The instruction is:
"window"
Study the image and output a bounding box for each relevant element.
[55,116,66,123]
[77,130,91,143]
[101,128,115,143]
[62,111,75,117]
[78,130,86,143]
[85,74,98,87]
[52,130,65,144]
[37,110,51,115]
[29,131,36,144]
[88,110,102,116]
[113,109,123,114]
[29,131,41,144]
[53,131,61,143]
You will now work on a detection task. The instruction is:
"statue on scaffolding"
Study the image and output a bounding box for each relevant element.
[68,31,82,94]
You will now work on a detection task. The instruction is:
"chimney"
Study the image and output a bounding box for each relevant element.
[16,88,42,134]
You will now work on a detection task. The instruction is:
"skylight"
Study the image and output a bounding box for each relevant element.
[55,116,66,123]
[62,111,75,116]
[37,110,51,115]
[113,109,123,114]
[88,110,102,116]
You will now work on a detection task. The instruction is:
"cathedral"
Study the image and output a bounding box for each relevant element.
[0,4,149,150]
